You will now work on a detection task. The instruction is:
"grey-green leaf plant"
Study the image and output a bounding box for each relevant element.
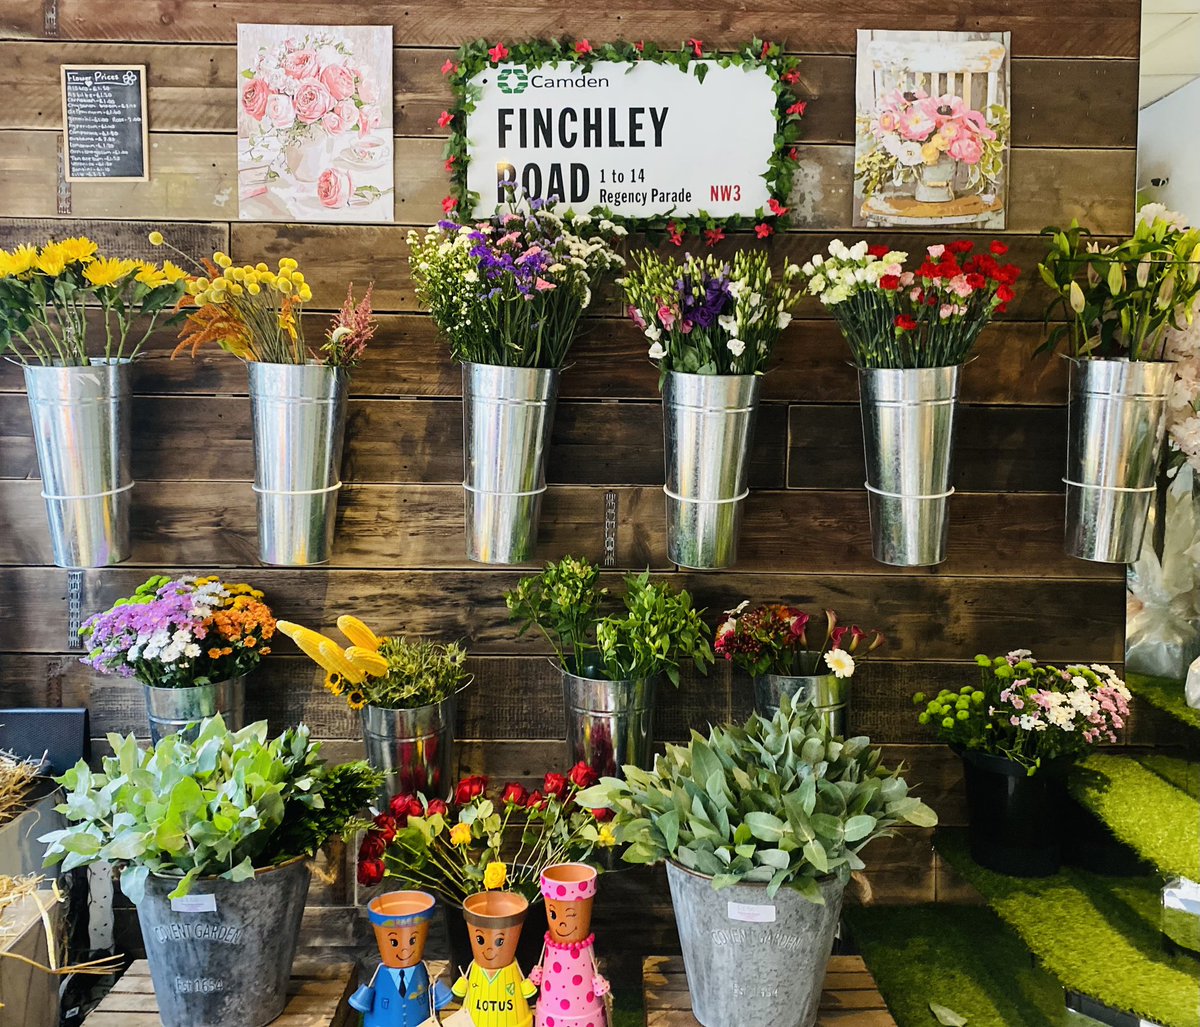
[40,716,380,903]
[576,696,938,900]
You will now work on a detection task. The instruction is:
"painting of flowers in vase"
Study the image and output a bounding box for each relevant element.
[237,24,394,223]
[854,29,1010,229]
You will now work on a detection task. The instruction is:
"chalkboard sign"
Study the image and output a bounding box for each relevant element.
[60,64,149,181]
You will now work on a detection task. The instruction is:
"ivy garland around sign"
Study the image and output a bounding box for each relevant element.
[436,37,809,243]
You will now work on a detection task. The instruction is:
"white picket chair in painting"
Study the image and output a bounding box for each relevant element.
[860,36,1008,227]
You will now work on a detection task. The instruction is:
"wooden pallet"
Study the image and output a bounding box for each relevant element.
[643,954,898,1026]
[82,959,356,1027]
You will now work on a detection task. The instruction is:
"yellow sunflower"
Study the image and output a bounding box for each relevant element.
[58,236,98,265]
[345,689,367,711]
[84,257,138,288]
[324,671,345,697]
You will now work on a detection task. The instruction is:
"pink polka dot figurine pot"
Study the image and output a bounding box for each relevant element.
[530,863,609,1027]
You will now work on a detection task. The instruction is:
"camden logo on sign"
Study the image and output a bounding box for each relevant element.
[497,68,528,94]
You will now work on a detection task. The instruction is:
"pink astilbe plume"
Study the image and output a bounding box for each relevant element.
[324,282,377,367]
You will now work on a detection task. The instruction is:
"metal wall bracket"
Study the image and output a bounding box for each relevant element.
[603,490,618,566]
[66,569,83,650]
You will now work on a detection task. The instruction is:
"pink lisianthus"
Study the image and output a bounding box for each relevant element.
[657,305,677,330]
[240,77,270,120]
[628,305,647,330]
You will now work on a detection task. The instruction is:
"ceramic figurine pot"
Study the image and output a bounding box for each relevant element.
[450,891,537,1027]
[350,891,453,1027]
[532,864,609,1027]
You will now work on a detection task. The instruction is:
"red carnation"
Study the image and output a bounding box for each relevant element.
[996,284,1015,304]
[688,37,704,57]
[488,42,510,63]
[966,273,986,290]
[786,100,807,116]
[767,198,789,217]
[947,240,974,255]
[453,774,488,805]
[703,227,726,246]
[437,110,453,128]
[569,761,599,790]
[543,771,569,801]
[575,39,593,55]
[754,223,774,239]
[879,274,901,291]
[591,807,614,822]
[868,244,890,258]
[501,782,529,807]
[895,314,919,331]
[357,857,385,887]
[426,798,449,816]
[990,240,1009,256]
[359,831,387,859]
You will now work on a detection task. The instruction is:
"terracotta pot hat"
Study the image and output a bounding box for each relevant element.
[368,891,437,969]
[540,862,598,902]
[462,890,529,929]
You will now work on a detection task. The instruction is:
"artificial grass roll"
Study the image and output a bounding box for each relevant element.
[937,829,1200,1027]
[1127,674,1200,732]
[1071,754,1199,879]
[846,904,1072,1027]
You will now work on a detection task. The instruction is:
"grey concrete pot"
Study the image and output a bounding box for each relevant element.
[665,860,844,1027]
[134,857,310,1027]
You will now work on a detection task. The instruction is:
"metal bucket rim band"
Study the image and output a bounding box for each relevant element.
[861,396,958,408]
[252,481,343,496]
[663,400,758,414]
[864,482,955,500]
[462,482,548,497]
[1062,478,1158,494]
[663,485,750,505]
[41,480,135,501]
[465,394,555,408]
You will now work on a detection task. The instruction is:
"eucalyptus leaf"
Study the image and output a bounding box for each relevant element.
[929,1002,969,1026]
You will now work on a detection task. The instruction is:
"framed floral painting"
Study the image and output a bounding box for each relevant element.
[237,24,394,222]
[853,29,1011,229]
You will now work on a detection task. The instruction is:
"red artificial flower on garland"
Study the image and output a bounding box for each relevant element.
[786,100,807,117]
[575,39,593,55]
[667,221,684,246]
[703,227,726,247]
[436,110,453,128]
[441,59,457,75]
[488,42,509,63]
[767,198,789,217]
[755,223,774,239]
[687,37,704,57]
[441,196,458,214]
[780,68,801,85]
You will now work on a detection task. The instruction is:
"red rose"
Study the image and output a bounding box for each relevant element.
[990,240,1009,256]
[525,789,546,811]
[767,198,789,217]
[359,831,387,859]
[389,794,415,823]
[569,761,599,790]
[543,772,569,801]
[591,807,614,822]
[453,774,488,805]
[501,782,529,807]
[357,857,385,887]
[575,39,593,55]
[879,274,901,291]
[426,799,449,816]
[754,223,774,239]
[895,315,919,332]
[373,813,397,843]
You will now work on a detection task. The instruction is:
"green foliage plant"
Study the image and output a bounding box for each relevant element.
[40,716,380,902]
[576,696,936,899]
[506,556,713,685]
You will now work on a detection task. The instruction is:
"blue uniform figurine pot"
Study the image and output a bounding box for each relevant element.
[350,890,453,1027]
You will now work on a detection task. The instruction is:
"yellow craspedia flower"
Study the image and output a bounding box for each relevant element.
[292,271,305,285]
[483,861,507,890]
[228,282,244,297]
[185,279,203,296]
[160,260,188,285]
[228,267,245,282]
[261,271,277,285]
[59,236,98,265]
[148,231,164,246]
[279,257,298,271]
[36,243,67,276]
[276,277,294,296]
[247,282,261,295]
[213,251,232,268]
[84,256,138,287]
[255,262,268,273]
[449,823,472,846]
[298,284,313,302]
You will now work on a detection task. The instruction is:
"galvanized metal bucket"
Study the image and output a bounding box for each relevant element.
[665,861,845,1027]
[23,359,132,568]
[143,679,246,746]
[462,361,558,565]
[752,673,849,737]
[561,665,658,778]
[248,362,348,566]
[662,371,761,569]
[858,364,961,567]
[135,858,310,1027]
[1064,357,1174,563]
[361,698,456,805]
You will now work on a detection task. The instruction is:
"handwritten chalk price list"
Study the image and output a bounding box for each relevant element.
[60,65,149,181]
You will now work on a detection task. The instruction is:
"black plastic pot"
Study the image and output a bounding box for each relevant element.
[960,749,1070,877]
[443,897,547,973]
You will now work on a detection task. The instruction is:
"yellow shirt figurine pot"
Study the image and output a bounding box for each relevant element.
[448,891,538,1027]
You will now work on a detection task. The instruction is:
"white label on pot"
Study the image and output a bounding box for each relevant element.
[170,894,217,914]
[727,901,776,923]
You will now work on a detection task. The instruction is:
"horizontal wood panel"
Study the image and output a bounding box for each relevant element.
[0,394,791,487]
[0,479,1121,578]
[0,42,1138,149]
[0,130,1136,235]
[788,403,1067,493]
[0,1,1140,58]
[0,314,1068,407]
[0,566,1125,660]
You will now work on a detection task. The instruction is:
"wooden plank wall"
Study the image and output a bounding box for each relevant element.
[0,0,1148,947]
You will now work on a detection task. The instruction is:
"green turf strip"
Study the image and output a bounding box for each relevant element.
[937,829,1200,1027]
[1071,754,1200,880]
[1139,753,1200,799]
[1127,674,1200,732]
[846,905,1089,1027]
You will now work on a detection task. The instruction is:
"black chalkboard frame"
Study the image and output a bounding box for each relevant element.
[60,63,150,183]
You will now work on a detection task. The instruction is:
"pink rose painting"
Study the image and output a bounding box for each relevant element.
[853,29,1010,229]
[237,23,393,223]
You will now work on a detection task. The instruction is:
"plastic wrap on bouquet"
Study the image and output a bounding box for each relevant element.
[1126,467,1200,681]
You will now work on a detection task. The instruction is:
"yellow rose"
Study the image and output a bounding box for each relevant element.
[598,824,617,848]
[449,823,472,846]
[483,861,507,890]
[920,141,941,165]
